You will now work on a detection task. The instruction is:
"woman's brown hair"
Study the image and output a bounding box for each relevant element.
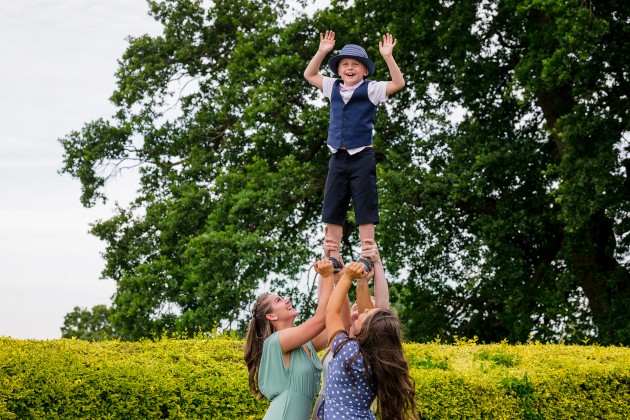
[243,293,275,399]
[354,309,420,419]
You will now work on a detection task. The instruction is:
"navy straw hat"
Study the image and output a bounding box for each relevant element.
[327,44,376,77]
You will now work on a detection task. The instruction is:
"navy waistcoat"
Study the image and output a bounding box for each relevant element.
[327,79,377,150]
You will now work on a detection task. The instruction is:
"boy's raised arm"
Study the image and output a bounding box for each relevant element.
[304,30,336,90]
[379,33,405,96]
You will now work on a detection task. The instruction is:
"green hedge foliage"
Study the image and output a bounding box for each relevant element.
[1,335,628,419]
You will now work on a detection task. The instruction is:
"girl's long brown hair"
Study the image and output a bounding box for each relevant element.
[354,309,420,420]
[243,293,274,399]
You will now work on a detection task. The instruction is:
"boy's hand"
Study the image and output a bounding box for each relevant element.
[378,33,397,58]
[319,30,336,54]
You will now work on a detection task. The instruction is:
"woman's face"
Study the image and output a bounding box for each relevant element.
[265,294,297,322]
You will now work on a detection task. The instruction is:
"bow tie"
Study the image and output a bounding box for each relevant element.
[339,83,361,92]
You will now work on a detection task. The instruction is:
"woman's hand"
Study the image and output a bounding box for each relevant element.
[323,236,340,258]
[314,257,334,278]
[361,239,382,266]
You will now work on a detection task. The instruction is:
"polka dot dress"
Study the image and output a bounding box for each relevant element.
[323,332,376,419]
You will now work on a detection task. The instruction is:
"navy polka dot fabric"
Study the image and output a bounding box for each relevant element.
[323,332,375,419]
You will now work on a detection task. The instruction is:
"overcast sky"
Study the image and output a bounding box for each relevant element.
[1,1,326,340]
[0,1,161,339]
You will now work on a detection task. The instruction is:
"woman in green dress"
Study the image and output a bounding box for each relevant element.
[244,257,335,419]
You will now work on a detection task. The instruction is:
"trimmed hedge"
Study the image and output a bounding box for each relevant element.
[1,335,628,419]
[408,339,630,419]
[0,335,266,419]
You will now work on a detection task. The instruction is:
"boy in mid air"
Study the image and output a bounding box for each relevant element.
[304,30,405,270]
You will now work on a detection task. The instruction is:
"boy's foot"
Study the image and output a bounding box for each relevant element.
[356,258,373,273]
[327,256,342,273]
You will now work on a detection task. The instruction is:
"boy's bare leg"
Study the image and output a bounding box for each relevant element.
[358,223,375,246]
[326,223,343,260]
[358,223,375,272]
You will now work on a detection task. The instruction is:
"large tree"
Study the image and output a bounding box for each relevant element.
[60,0,336,340]
[360,0,630,344]
[60,0,630,344]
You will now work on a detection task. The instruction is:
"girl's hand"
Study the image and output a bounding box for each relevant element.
[345,261,365,280]
[315,257,334,277]
[379,33,397,58]
[319,30,336,54]
[358,265,375,282]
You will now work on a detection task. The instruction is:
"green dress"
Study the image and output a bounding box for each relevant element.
[259,332,323,420]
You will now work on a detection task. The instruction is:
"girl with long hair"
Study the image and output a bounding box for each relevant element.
[312,238,389,420]
[244,257,334,419]
[325,261,419,419]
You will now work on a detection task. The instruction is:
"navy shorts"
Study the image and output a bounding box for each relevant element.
[321,147,379,226]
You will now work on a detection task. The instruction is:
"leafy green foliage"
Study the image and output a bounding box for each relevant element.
[59,0,630,344]
[1,337,629,419]
[356,0,630,344]
[0,335,268,419]
[61,305,114,341]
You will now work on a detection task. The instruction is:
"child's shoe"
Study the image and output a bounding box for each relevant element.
[356,258,373,273]
[327,256,342,273]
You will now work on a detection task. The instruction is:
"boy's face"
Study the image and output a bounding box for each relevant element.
[338,58,369,86]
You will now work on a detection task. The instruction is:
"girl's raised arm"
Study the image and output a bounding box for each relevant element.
[326,261,364,344]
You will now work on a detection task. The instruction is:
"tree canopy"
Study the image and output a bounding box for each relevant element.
[61,305,114,341]
[59,0,630,344]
